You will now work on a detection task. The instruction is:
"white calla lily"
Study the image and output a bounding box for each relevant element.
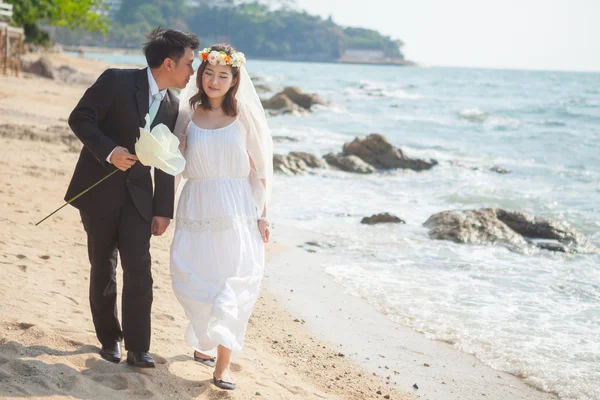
[37,114,186,226]
[135,114,186,176]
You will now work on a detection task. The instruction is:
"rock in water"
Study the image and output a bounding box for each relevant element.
[273,154,309,175]
[288,152,328,169]
[282,86,327,109]
[342,134,437,171]
[424,208,597,253]
[273,152,328,175]
[494,209,593,251]
[261,93,303,115]
[361,213,406,225]
[423,209,527,249]
[324,153,376,174]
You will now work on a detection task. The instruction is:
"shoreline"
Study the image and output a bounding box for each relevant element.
[59,44,418,67]
[266,224,559,400]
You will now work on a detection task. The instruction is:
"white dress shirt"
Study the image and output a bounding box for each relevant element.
[106,68,168,163]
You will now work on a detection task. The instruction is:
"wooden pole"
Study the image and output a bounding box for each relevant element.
[2,27,8,75]
[0,27,4,76]
[16,32,22,76]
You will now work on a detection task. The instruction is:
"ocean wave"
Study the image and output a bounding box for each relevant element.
[535,119,567,127]
[458,108,489,122]
[562,98,600,108]
[391,114,452,126]
[458,108,520,126]
[346,81,423,100]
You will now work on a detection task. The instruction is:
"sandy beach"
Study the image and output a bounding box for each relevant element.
[0,53,559,400]
[0,53,413,400]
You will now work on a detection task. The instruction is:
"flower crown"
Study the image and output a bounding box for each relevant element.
[199,48,246,68]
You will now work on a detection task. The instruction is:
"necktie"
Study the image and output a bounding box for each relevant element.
[148,92,162,126]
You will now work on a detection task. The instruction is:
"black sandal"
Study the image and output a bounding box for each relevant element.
[213,373,236,390]
[193,351,216,367]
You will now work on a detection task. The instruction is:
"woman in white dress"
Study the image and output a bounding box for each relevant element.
[170,44,273,390]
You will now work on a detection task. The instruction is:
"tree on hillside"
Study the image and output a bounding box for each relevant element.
[5,0,109,44]
[186,3,344,60]
[115,0,186,25]
[49,0,405,62]
[343,27,404,58]
[112,0,188,47]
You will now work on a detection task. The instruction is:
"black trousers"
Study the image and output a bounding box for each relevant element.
[80,194,153,352]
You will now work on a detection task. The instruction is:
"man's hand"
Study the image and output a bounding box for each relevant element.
[151,217,170,236]
[110,147,138,171]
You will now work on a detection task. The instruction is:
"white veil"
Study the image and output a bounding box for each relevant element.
[174,66,273,218]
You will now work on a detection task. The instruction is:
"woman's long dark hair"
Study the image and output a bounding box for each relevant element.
[189,43,241,117]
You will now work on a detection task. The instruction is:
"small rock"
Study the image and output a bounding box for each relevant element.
[361,213,405,225]
[490,165,510,174]
[413,383,419,389]
[272,135,299,143]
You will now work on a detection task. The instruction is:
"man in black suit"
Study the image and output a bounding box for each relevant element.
[66,27,199,368]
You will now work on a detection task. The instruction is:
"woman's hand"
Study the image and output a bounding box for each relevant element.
[258,220,270,243]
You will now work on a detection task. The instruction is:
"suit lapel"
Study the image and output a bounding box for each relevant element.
[135,68,149,127]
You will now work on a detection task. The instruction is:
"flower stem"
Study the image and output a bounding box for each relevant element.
[35,168,120,226]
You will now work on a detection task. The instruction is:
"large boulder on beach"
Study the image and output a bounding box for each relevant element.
[324,153,376,174]
[342,134,437,171]
[423,208,597,253]
[21,56,94,85]
[56,65,94,86]
[361,213,406,225]
[22,56,56,80]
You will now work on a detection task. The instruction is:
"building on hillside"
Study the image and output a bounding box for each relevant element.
[102,0,122,16]
[342,49,386,61]
[187,0,234,8]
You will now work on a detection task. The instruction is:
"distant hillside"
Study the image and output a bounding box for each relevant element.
[54,1,405,63]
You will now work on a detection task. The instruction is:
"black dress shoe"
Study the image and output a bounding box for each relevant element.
[99,341,121,363]
[126,351,155,368]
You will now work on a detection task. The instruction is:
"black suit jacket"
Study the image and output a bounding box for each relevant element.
[65,68,178,221]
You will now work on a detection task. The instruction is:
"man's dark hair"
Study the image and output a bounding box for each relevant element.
[143,26,200,68]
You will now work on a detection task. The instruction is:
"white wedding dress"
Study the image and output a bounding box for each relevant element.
[170,117,265,357]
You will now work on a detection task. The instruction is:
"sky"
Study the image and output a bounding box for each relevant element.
[295,0,600,72]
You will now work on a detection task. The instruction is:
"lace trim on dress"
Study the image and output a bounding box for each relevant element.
[176,215,257,233]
